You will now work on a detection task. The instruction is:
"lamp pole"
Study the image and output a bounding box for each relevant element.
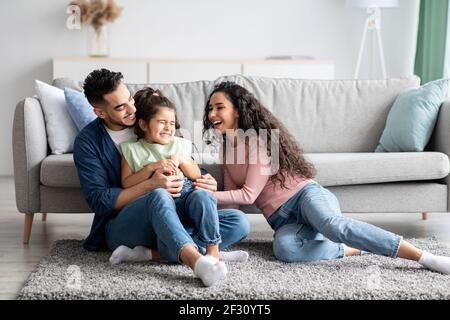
[353,6,387,79]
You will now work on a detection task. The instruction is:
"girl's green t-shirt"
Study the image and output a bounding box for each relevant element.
[120,136,192,177]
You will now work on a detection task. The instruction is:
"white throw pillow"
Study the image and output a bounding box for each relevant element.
[35,80,78,154]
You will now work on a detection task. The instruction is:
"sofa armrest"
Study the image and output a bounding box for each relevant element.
[428,99,450,211]
[12,97,48,213]
[430,99,450,166]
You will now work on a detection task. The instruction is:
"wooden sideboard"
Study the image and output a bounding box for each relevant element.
[53,57,335,83]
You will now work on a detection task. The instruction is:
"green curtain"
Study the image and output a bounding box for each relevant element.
[414,0,449,84]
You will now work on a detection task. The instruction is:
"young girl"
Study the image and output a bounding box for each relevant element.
[120,90,199,198]
[203,81,450,274]
[113,88,248,270]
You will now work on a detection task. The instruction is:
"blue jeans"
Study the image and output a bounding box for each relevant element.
[179,177,195,198]
[267,182,402,262]
[105,188,250,263]
[173,187,221,246]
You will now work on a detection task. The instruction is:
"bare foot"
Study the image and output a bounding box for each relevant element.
[343,244,362,257]
[206,245,220,260]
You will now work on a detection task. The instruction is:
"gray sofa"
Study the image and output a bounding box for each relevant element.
[13,75,450,244]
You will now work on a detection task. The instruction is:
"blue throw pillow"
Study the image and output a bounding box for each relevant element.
[64,88,96,131]
[375,79,449,152]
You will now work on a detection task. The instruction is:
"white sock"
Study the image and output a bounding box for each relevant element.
[418,250,450,274]
[220,250,249,262]
[194,255,227,287]
[109,245,152,265]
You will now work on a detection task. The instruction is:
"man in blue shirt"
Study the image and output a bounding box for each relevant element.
[73,69,249,287]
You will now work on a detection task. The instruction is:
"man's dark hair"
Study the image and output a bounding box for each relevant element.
[83,68,123,106]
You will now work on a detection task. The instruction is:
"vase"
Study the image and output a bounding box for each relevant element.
[87,25,109,57]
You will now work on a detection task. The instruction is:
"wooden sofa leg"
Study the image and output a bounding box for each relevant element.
[42,213,47,222]
[422,212,428,221]
[23,213,34,245]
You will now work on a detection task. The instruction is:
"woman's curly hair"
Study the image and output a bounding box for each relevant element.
[203,81,315,189]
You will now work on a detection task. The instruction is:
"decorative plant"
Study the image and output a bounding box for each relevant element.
[70,0,123,34]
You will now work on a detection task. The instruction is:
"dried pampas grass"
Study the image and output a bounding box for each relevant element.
[70,0,123,33]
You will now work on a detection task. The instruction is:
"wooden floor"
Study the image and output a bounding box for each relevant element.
[1,176,450,300]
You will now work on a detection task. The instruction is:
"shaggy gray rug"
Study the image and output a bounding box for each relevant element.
[17,238,450,300]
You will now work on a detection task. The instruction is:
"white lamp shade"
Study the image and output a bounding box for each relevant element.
[346,0,399,8]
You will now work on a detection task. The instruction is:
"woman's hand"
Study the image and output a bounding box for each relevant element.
[193,173,217,193]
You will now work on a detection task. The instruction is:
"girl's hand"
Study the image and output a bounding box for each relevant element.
[170,154,181,167]
[147,159,178,176]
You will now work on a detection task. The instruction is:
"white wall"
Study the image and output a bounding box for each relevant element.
[0,0,419,175]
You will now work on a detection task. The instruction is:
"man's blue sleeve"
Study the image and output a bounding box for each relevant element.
[73,136,122,217]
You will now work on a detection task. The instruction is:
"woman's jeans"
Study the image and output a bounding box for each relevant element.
[267,182,402,262]
[105,188,250,263]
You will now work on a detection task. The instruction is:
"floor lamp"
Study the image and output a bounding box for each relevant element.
[346,0,399,79]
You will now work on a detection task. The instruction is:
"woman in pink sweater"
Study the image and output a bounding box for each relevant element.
[199,81,450,274]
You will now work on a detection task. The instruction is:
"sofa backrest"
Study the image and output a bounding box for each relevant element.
[53,75,420,153]
[215,75,420,153]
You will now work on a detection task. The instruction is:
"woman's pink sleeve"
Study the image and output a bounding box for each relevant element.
[216,165,240,210]
[214,162,270,206]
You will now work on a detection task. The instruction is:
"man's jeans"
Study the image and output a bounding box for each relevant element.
[267,182,402,262]
[105,188,250,263]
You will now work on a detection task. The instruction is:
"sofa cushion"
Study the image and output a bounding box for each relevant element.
[35,80,78,154]
[40,152,450,190]
[306,152,450,187]
[52,77,83,91]
[64,88,96,131]
[215,75,420,153]
[41,154,80,187]
[40,154,225,189]
[375,79,449,152]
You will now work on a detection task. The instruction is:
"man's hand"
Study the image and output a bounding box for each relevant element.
[150,168,184,197]
[193,173,217,193]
